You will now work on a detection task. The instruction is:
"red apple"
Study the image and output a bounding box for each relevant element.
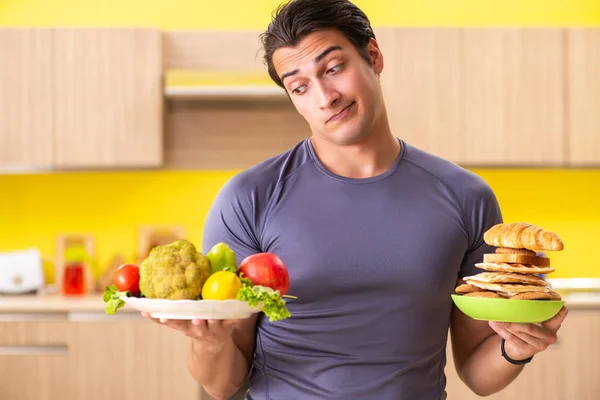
[238,253,290,296]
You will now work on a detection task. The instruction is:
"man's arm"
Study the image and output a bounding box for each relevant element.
[450,292,567,396]
[450,305,523,396]
[188,315,258,400]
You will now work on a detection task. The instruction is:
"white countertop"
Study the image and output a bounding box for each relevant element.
[0,293,139,314]
[560,292,600,307]
[1,291,600,314]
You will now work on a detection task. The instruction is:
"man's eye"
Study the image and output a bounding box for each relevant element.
[292,85,307,95]
[327,64,343,74]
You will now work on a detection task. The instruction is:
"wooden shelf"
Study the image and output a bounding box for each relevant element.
[164,85,286,99]
[163,69,287,100]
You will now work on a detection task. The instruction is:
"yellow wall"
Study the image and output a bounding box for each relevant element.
[1,0,598,282]
[1,169,598,281]
[1,0,599,28]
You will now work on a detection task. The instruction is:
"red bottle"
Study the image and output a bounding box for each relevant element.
[62,261,85,295]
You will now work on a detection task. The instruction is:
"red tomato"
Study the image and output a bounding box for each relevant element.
[238,253,290,296]
[113,263,140,295]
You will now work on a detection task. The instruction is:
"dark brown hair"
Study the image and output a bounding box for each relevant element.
[260,0,376,88]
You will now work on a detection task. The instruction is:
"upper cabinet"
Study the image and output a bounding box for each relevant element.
[53,29,163,168]
[379,28,566,167]
[0,28,163,170]
[567,29,600,167]
[0,29,55,170]
[461,29,565,166]
[377,28,464,163]
[1,28,598,170]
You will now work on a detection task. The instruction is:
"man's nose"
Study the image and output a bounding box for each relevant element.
[316,82,340,109]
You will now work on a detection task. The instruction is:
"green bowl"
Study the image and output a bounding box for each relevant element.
[451,294,565,323]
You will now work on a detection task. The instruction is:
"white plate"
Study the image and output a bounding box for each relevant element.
[121,296,262,320]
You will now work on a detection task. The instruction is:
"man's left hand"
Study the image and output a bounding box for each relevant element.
[488,306,568,361]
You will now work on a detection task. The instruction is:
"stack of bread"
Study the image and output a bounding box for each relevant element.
[456,222,563,300]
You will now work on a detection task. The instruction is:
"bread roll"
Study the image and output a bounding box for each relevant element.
[483,222,564,251]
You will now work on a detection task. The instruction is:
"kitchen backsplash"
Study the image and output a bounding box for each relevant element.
[0,168,598,282]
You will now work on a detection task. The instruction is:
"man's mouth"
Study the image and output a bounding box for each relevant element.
[327,101,355,123]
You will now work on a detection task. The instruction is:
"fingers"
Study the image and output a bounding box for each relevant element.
[508,329,550,352]
[542,306,568,331]
[141,312,235,338]
[489,321,523,344]
[141,311,162,324]
[490,320,558,341]
[489,318,560,359]
[489,322,538,359]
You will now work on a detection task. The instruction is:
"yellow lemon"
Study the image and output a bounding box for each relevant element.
[201,271,242,300]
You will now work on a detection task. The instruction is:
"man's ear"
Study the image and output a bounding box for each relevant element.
[366,38,384,75]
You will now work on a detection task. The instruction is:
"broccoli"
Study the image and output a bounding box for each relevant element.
[139,239,211,300]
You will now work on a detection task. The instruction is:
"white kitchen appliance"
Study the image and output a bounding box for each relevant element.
[0,248,45,294]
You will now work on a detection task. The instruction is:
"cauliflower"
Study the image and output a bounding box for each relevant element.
[139,239,211,300]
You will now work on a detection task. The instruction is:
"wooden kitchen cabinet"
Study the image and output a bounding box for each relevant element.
[0,316,71,400]
[0,28,163,170]
[0,29,55,169]
[445,308,600,399]
[67,314,201,400]
[461,29,565,166]
[377,28,566,167]
[0,312,204,400]
[377,28,464,163]
[566,29,600,166]
[53,29,163,168]
[0,353,70,400]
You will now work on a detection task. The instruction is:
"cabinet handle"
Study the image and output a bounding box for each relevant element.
[68,312,144,321]
[0,313,68,322]
[0,345,68,356]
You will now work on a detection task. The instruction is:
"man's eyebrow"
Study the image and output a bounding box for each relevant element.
[281,69,300,83]
[280,45,344,83]
[314,45,343,62]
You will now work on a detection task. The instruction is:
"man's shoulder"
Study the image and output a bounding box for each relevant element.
[220,139,312,198]
[402,142,492,194]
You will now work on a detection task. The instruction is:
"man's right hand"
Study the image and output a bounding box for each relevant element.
[141,312,236,348]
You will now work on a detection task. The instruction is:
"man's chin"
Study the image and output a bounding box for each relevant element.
[328,131,369,147]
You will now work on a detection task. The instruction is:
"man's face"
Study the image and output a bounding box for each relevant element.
[273,29,384,147]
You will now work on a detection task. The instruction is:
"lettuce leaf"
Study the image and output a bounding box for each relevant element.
[103,284,130,315]
[236,277,291,322]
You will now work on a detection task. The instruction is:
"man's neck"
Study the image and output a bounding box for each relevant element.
[310,124,401,180]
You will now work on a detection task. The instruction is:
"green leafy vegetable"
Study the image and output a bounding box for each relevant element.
[236,276,291,322]
[103,284,130,315]
[221,265,238,273]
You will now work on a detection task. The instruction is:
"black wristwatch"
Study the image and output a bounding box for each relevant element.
[501,339,534,365]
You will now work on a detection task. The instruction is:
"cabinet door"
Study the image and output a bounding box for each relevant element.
[377,28,464,163]
[0,315,71,400]
[378,28,564,167]
[0,29,54,169]
[559,309,600,399]
[461,29,565,166]
[567,29,600,166]
[67,313,201,400]
[446,336,564,400]
[53,29,163,168]
[445,309,600,400]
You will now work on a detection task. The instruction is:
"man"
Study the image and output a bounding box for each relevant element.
[144,1,567,399]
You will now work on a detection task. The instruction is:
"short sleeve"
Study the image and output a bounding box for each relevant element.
[202,175,263,265]
[458,178,503,279]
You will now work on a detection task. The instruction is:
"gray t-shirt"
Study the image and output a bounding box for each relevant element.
[202,138,503,400]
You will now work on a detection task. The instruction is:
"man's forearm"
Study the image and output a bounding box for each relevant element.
[458,334,525,396]
[188,337,249,400]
